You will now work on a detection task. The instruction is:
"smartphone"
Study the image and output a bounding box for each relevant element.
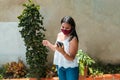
[57,41,63,47]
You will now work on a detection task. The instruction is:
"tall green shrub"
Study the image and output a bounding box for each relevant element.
[17,0,48,78]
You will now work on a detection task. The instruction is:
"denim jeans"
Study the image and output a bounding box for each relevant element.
[56,65,79,80]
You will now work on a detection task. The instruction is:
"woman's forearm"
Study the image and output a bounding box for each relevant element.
[48,43,56,51]
[62,51,75,61]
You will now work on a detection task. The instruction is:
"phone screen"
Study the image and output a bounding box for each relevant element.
[57,41,63,47]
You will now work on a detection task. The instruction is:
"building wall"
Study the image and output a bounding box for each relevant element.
[0,22,26,65]
[0,0,120,64]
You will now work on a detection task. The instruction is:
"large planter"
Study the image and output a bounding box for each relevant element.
[86,74,120,80]
[113,74,120,79]
[40,77,59,80]
[3,74,120,80]
[3,77,59,80]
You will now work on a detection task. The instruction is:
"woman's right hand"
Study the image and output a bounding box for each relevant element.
[42,40,56,51]
[42,40,50,46]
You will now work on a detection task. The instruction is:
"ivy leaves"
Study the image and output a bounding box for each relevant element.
[18,0,48,78]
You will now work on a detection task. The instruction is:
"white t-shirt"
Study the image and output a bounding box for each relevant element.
[53,37,78,68]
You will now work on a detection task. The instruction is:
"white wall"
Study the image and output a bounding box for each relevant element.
[0,0,120,64]
[0,22,26,65]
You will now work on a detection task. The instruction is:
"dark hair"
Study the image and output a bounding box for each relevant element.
[61,16,79,42]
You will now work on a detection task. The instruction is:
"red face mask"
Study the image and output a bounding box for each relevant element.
[61,29,72,35]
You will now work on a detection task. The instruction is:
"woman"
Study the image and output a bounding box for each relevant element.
[42,16,79,80]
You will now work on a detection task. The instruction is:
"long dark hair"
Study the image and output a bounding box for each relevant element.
[61,16,79,42]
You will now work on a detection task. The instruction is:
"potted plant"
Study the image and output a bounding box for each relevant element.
[5,60,27,79]
[76,49,95,79]
[17,0,48,79]
[0,66,4,80]
[0,59,27,80]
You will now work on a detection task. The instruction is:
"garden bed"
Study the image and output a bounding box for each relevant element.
[3,74,120,80]
[86,74,120,80]
[3,77,59,80]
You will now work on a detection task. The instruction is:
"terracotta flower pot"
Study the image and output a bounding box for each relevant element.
[40,77,59,80]
[113,74,120,79]
[3,78,30,80]
[103,74,114,80]
[79,75,86,80]
[94,76,103,80]
[3,77,59,80]
[86,77,94,80]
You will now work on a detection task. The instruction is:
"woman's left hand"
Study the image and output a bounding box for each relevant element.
[55,44,65,55]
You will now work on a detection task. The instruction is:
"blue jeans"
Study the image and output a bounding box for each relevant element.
[56,66,79,80]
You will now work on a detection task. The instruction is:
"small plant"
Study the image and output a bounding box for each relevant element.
[0,74,3,79]
[76,49,95,76]
[0,65,6,79]
[46,65,57,78]
[4,59,27,78]
[91,60,120,75]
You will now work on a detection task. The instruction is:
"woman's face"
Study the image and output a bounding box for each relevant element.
[61,23,71,30]
[61,23,72,35]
